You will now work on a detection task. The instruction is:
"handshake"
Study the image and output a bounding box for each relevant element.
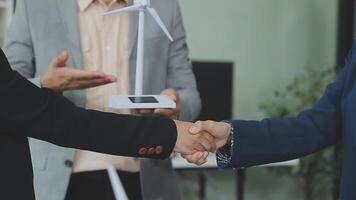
[173,120,231,165]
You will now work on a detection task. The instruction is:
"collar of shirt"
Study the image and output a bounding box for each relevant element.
[78,0,128,12]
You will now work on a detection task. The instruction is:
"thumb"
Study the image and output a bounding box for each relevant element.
[161,89,179,101]
[168,93,178,102]
[51,51,69,68]
[189,121,203,134]
[189,120,219,136]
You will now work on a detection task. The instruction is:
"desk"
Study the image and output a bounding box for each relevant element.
[172,154,299,200]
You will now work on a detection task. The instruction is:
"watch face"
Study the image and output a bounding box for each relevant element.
[128,96,159,103]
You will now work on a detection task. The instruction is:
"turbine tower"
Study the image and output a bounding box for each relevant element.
[102,0,174,96]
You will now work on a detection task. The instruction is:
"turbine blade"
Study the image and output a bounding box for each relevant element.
[147,8,174,41]
[101,5,141,16]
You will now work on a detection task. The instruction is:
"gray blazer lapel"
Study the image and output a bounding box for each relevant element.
[55,0,83,69]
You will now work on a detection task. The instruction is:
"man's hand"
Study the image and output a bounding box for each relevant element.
[137,88,181,119]
[173,120,217,155]
[190,121,231,149]
[182,120,231,165]
[182,151,210,166]
[41,51,117,92]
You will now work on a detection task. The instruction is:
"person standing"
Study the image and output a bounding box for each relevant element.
[4,0,200,199]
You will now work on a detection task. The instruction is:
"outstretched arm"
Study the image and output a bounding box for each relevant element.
[0,49,213,159]
[184,43,355,168]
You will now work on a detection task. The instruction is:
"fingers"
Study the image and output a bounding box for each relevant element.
[203,120,220,134]
[153,108,175,117]
[197,152,209,165]
[190,120,217,134]
[174,120,217,153]
[194,133,216,153]
[202,133,217,152]
[166,93,178,102]
[155,88,181,118]
[136,108,175,117]
[170,152,177,159]
[51,51,69,67]
[182,152,203,164]
[174,120,217,154]
[189,120,230,141]
[103,74,117,82]
[193,142,208,152]
[136,109,154,116]
[46,51,118,91]
[72,78,115,90]
[189,121,204,134]
[63,69,117,90]
[182,151,209,166]
[68,69,113,81]
[161,88,179,102]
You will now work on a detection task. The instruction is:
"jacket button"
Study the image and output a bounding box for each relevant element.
[139,147,147,155]
[147,148,155,155]
[64,160,73,168]
[155,146,163,155]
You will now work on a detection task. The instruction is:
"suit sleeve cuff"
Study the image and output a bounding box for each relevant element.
[216,121,235,168]
[136,118,178,160]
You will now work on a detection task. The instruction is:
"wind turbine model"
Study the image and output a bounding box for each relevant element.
[107,165,128,200]
[103,0,176,109]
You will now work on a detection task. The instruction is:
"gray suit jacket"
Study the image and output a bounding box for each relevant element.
[4,0,201,200]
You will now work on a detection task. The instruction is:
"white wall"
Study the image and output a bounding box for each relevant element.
[180,0,338,120]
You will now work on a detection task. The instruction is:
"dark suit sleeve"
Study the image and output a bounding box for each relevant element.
[229,44,355,169]
[0,49,177,160]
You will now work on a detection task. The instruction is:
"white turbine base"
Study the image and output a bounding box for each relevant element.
[109,95,176,109]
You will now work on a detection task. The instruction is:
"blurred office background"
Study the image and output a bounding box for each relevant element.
[0,0,354,199]
[176,0,353,200]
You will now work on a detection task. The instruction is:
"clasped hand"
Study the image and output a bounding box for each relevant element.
[174,120,231,166]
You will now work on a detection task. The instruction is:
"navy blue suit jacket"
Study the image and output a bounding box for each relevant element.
[230,43,356,199]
